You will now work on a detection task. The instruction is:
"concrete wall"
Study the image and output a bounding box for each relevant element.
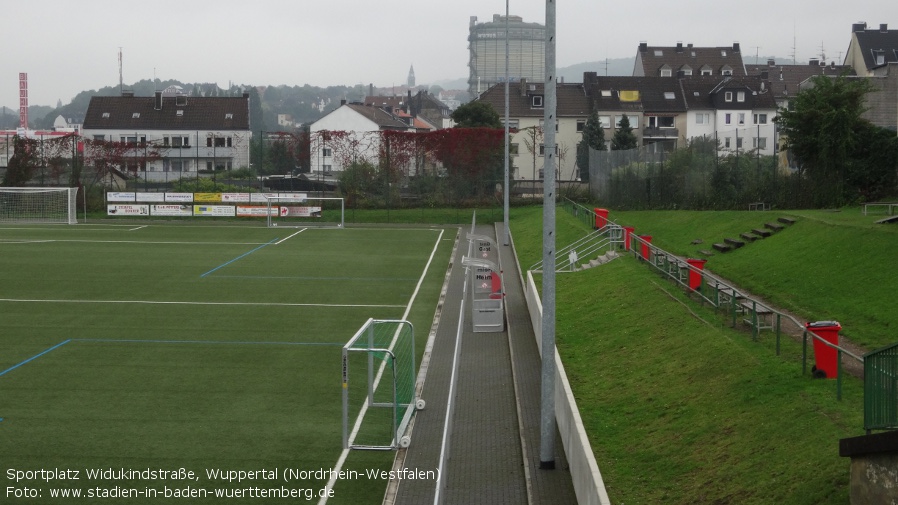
[523,269,611,505]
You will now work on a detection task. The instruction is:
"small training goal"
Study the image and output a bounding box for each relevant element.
[264,195,344,228]
[342,318,423,450]
[0,187,78,224]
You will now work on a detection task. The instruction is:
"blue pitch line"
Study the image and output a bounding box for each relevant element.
[74,338,342,347]
[0,340,71,378]
[200,238,279,278]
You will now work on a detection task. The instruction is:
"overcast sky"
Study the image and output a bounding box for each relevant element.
[4,0,893,108]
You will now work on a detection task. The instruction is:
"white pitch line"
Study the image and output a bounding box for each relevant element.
[318,228,445,505]
[0,298,404,309]
[276,228,307,245]
[128,225,148,231]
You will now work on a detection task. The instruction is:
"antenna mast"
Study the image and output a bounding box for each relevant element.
[118,47,123,95]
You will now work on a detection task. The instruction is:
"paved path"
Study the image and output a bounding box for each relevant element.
[390,224,577,505]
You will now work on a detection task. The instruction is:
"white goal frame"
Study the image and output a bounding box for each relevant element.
[0,187,78,224]
[342,318,421,450]
[264,196,344,228]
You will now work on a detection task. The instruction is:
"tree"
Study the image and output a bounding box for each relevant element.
[576,110,606,180]
[2,136,39,186]
[611,114,638,151]
[776,74,876,206]
[450,101,501,128]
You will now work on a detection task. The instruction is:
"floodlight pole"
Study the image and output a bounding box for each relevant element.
[503,0,510,246]
[539,0,557,470]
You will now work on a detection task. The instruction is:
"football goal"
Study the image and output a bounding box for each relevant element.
[264,195,344,228]
[342,318,423,450]
[0,187,78,224]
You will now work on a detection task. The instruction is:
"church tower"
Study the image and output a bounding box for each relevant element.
[407,65,416,88]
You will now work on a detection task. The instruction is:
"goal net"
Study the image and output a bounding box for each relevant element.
[342,318,419,450]
[264,195,344,228]
[0,187,78,224]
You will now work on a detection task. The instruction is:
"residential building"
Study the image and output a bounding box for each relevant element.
[364,90,452,129]
[81,92,252,181]
[634,42,747,78]
[476,78,589,181]
[679,76,778,155]
[309,101,426,177]
[843,22,898,131]
[52,114,83,134]
[583,73,688,151]
[468,14,545,98]
[747,59,855,111]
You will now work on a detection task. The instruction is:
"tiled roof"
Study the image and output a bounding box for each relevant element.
[83,95,250,131]
[636,43,747,77]
[344,103,411,129]
[852,24,898,71]
[678,75,777,109]
[583,75,686,113]
[475,80,589,118]
[746,62,855,100]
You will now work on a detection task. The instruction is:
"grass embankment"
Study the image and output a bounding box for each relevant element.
[509,206,873,505]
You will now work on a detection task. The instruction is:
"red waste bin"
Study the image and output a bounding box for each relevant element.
[594,208,609,229]
[806,321,841,379]
[623,226,635,251]
[638,235,652,261]
[685,258,707,291]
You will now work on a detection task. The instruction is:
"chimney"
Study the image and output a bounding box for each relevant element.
[520,78,527,97]
[154,91,163,111]
[733,42,741,53]
[761,70,769,80]
[340,99,346,106]
[676,42,683,53]
[369,83,374,97]
[881,23,889,32]
[809,58,820,66]
[852,22,867,32]
[639,42,647,52]
[767,58,776,67]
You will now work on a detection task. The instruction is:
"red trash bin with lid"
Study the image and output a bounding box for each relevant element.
[623,226,635,251]
[685,258,707,291]
[594,208,609,229]
[806,321,841,379]
[638,235,653,261]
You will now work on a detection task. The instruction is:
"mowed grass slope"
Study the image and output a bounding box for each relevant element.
[510,206,871,505]
[0,223,454,504]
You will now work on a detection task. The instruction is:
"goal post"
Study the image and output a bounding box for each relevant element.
[264,195,344,228]
[0,187,78,224]
[342,318,421,450]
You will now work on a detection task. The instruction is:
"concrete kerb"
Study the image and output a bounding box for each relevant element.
[505,224,612,505]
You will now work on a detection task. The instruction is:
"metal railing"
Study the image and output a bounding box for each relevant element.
[864,342,898,432]
[558,199,865,401]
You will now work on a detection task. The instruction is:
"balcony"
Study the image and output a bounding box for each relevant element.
[643,127,679,139]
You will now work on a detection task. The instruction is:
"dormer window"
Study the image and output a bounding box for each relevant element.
[532,95,543,108]
[660,64,672,77]
[725,91,733,102]
[601,90,612,97]
[176,110,184,117]
[721,50,728,57]
[721,65,733,76]
[737,91,745,102]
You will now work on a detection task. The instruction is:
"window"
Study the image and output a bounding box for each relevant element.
[753,113,768,124]
[664,91,675,99]
[648,116,675,128]
[737,91,745,102]
[101,112,110,118]
[93,135,105,141]
[509,143,519,155]
[654,49,663,56]
[736,138,743,149]
[600,90,612,97]
[753,137,768,150]
[172,137,182,147]
[132,113,140,118]
[322,164,332,174]
[660,68,672,77]
[163,136,170,146]
[182,137,190,147]
[724,137,731,148]
[206,161,213,171]
[722,69,733,76]
[215,137,226,147]
[171,160,183,172]
[226,137,232,147]
[695,113,710,124]
[502,118,519,129]
[725,91,733,102]
[538,144,558,156]
[206,137,212,147]
[701,68,712,76]
[725,113,732,125]
[738,113,745,125]
[225,113,233,119]
[599,116,612,128]
[176,110,184,117]
[721,50,727,57]
[537,168,559,179]
[539,119,558,131]
[322,148,332,157]
[531,95,543,108]
[576,120,586,132]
